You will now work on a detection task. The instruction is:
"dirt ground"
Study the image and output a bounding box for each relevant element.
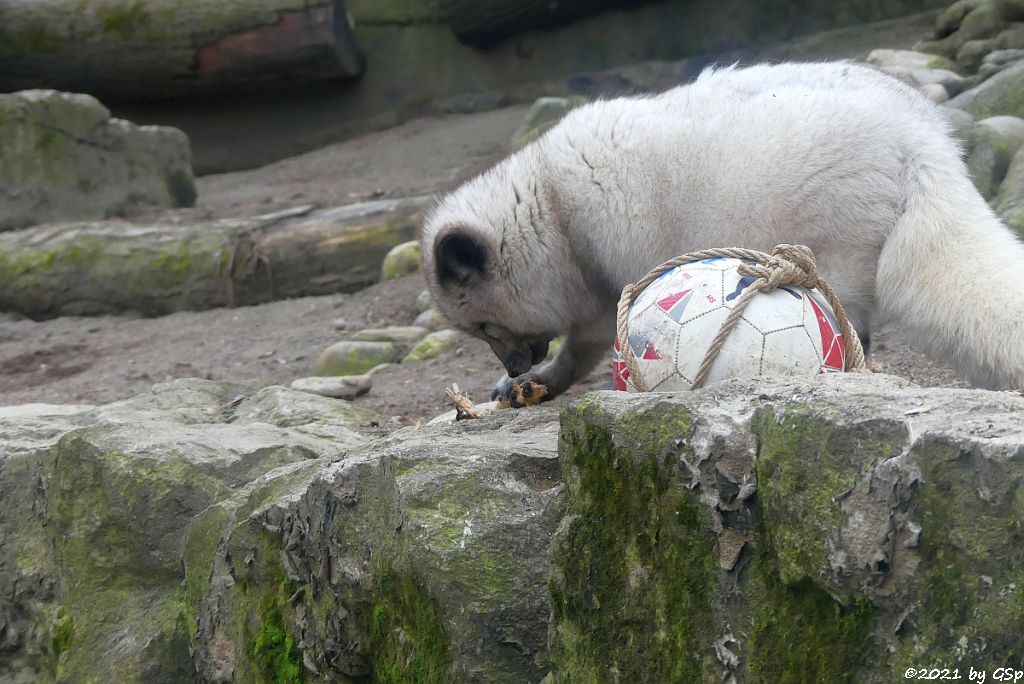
[0,103,968,422]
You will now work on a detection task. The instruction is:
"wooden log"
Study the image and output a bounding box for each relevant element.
[0,0,362,98]
[439,0,643,47]
[0,197,427,320]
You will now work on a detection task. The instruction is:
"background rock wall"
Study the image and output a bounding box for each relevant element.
[108,0,949,173]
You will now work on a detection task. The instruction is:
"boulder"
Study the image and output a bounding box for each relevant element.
[290,375,373,400]
[0,90,195,231]
[935,0,987,38]
[964,115,1024,197]
[188,405,563,682]
[917,0,1009,59]
[549,376,1024,681]
[993,145,1024,232]
[948,57,1024,116]
[0,379,386,684]
[996,0,1024,20]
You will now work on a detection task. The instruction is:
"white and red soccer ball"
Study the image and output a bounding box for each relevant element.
[613,257,845,391]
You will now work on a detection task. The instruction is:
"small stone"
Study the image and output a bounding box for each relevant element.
[352,326,429,346]
[315,341,400,376]
[290,375,372,400]
[921,83,950,103]
[416,289,433,312]
[414,308,447,331]
[332,317,348,331]
[380,240,421,281]
[403,329,462,363]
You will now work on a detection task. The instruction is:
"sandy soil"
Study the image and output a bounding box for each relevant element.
[0,103,968,422]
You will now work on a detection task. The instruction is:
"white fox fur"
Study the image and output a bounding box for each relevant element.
[422,61,1024,398]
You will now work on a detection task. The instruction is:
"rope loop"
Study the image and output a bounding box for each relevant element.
[615,244,869,392]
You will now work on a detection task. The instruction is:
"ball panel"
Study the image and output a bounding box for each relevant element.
[666,269,724,325]
[760,326,823,378]
[626,303,680,390]
[738,286,809,331]
[701,316,767,385]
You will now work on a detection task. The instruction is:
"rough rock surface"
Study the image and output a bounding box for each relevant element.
[550,376,1024,682]
[0,379,387,684]
[2,374,1022,682]
[0,90,195,231]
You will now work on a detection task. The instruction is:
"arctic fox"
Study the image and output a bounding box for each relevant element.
[421,61,1024,400]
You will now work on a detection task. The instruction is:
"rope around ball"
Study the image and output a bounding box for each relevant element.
[615,244,870,392]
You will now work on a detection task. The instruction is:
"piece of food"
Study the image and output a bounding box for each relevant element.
[446,384,486,420]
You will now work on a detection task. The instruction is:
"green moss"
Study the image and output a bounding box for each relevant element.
[100,1,148,40]
[754,407,904,587]
[363,567,450,684]
[236,533,306,684]
[252,592,304,684]
[892,439,1024,668]
[749,514,875,682]
[50,609,75,658]
[550,400,716,681]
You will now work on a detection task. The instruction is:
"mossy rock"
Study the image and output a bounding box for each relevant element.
[315,340,401,376]
[965,115,1024,197]
[380,240,422,280]
[402,329,462,363]
[549,377,1024,681]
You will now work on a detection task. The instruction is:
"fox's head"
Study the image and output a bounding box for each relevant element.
[421,154,595,377]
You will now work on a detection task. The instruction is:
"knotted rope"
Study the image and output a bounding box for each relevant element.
[615,244,869,391]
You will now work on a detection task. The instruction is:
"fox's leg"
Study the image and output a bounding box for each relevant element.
[492,314,615,402]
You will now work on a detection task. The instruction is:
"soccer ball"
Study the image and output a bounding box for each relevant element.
[613,257,846,391]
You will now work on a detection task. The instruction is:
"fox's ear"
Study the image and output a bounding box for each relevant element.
[434,226,488,286]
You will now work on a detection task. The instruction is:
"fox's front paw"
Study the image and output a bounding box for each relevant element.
[491,374,553,407]
[491,374,517,403]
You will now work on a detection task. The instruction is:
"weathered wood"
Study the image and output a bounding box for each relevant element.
[439,0,643,46]
[0,0,362,98]
[0,198,427,319]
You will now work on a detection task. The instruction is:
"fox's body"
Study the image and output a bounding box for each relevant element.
[422,61,1024,398]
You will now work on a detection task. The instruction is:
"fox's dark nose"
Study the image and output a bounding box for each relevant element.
[503,344,534,377]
